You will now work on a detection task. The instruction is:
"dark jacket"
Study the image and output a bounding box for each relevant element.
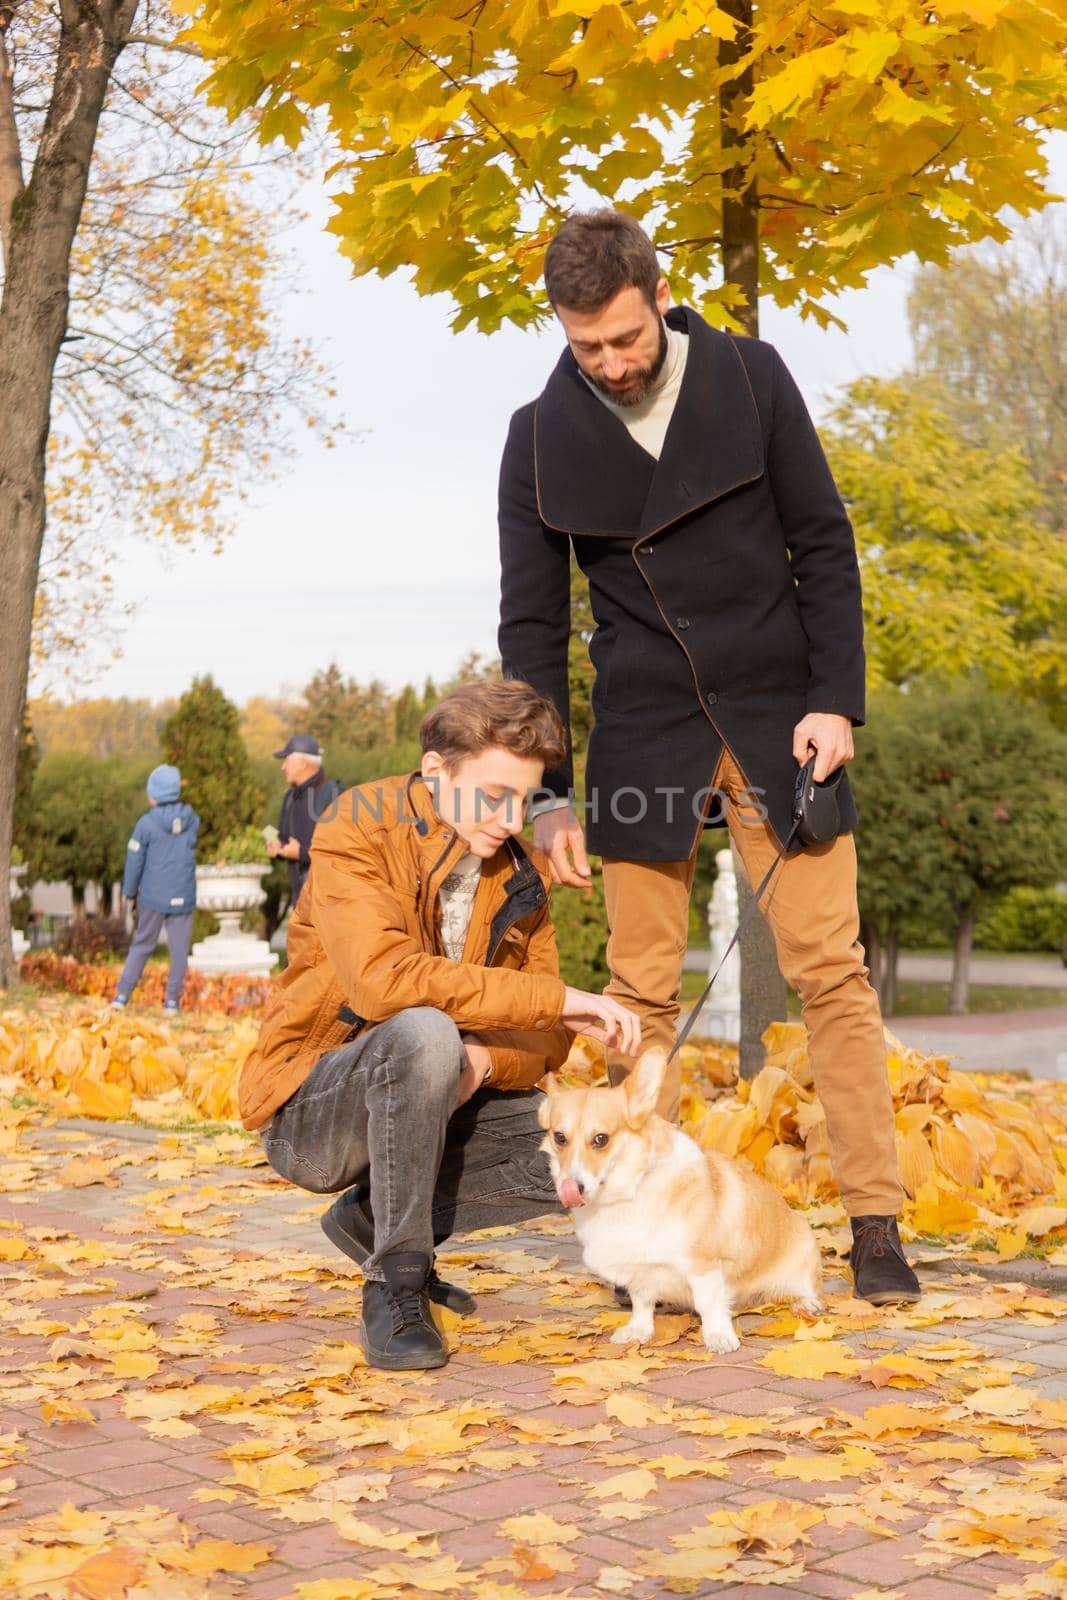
[122,802,200,913]
[239,772,573,1129]
[279,769,342,901]
[498,305,863,860]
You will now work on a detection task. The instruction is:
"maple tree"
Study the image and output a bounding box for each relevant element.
[908,212,1067,534]
[825,376,1067,707]
[185,0,1065,336]
[0,1,337,985]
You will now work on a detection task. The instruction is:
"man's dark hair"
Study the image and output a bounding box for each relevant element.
[544,209,661,313]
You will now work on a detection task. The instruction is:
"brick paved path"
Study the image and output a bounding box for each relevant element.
[1,1113,1065,1598]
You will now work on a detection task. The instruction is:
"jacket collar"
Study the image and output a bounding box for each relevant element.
[534,305,765,539]
[402,773,547,892]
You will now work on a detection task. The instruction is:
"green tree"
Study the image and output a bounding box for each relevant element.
[301,663,394,752]
[826,378,1067,712]
[160,676,260,859]
[849,689,953,1014]
[908,214,1066,533]
[855,681,1067,1013]
[23,753,148,918]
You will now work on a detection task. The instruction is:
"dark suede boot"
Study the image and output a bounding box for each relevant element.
[849,1215,921,1305]
[322,1186,476,1315]
[359,1251,448,1370]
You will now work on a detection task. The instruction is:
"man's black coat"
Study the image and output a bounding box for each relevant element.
[497,304,864,861]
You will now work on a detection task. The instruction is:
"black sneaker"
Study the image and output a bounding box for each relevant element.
[849,1215,921,1305]
[360,1251,448,1370]
[322,1187,476,1315]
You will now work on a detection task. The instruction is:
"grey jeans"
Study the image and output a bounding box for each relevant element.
[116,907,193,1007]
[261,1006,561,1278]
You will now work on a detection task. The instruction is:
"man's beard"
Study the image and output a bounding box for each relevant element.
[588,317,669,407]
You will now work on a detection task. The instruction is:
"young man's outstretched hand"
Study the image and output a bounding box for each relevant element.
[456,990,640,1106]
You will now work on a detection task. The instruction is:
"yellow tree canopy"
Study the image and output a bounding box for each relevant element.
[182,0,1066,331]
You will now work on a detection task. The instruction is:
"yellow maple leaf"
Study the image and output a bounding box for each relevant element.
[587,1468,658,1501]
[760,1341,860,1380]
[499,1511,581,1545]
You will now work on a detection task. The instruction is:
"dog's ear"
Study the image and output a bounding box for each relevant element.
[624,1048,666,1127]
[537,1077,559,1128]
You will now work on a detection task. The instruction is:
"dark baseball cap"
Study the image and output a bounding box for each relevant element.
[273,733,321,759]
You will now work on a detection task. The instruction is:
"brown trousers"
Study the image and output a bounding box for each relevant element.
[602,748,904,1216]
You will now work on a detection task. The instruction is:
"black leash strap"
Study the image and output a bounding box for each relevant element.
[667,813,803,1064]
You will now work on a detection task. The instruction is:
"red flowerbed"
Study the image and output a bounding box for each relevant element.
[18,952,270,1015]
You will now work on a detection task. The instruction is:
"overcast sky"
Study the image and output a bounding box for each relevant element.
[59,134,1065,709]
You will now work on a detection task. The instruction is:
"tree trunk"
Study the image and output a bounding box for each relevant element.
[719,0,782,1071]
[882,928,899,1018]
[731,838,785,1080]
[949,914,976,1015]
[719,0,758,336]
[0,1,137,985]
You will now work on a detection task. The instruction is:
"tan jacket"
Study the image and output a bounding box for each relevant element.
[237,771,573,1130]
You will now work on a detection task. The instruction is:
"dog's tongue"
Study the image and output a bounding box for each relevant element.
[558,1178,584,1209]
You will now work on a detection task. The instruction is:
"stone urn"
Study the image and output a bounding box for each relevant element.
[9,863,29,962]
[189,864,276,978]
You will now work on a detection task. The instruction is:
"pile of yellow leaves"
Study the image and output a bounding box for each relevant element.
[2,1000,1066,1245]
[0,1001,255,1124]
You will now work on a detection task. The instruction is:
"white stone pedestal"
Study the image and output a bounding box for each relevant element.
[9,864,29,962]
[703,847,741,1042]
[189,865,277,978]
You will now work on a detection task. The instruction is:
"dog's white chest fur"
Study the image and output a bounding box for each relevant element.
[573,1131,704,1309]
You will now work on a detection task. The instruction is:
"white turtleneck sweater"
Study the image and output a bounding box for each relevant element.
[579,322,689,460]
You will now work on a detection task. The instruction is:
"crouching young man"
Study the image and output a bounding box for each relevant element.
[237,680,640,1370]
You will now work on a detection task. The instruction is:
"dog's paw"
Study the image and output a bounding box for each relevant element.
[701,1324,741,1354]
[611,1320,653,1346]
[792,1297,826,1318]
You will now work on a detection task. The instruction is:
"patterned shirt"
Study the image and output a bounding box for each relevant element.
[438,852,483,961]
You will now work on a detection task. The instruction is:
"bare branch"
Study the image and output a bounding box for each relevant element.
[123,33,201,58]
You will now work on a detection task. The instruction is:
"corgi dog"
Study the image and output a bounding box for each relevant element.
[539,1048,824,1351]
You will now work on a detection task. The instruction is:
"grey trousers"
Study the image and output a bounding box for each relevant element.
[261,1006,561,1278]
[116,907,193,1007]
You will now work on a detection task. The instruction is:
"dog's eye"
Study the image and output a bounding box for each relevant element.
[590,1132,610,1149]
[553,1130,568,1147]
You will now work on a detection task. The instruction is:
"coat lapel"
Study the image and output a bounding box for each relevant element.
[638,309,765,536]
[533,306,766,540]
[535,354,655,537]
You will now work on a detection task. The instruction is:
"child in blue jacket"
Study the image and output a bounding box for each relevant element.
[113,765,200,1011]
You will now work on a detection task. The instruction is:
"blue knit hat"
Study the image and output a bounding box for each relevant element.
[147,764,181,803]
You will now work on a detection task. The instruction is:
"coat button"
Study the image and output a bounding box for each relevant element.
[676,616,690,629]
[705,689,718,705]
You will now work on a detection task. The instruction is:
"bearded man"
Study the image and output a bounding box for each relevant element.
[497,208,920,1307]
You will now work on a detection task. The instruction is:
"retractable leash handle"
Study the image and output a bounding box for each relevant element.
[666,755,820,1066]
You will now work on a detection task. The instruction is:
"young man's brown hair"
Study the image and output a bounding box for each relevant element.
[544,209,661,314]
[420,679,566,771]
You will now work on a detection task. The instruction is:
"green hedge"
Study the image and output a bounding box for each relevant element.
[975,886,1067,953]
[549,865,609,992]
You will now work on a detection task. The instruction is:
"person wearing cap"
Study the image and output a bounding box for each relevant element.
[269,735,342,906]
[113,765,200,1012]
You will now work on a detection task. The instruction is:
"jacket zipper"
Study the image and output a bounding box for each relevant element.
[414,830,464,953]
